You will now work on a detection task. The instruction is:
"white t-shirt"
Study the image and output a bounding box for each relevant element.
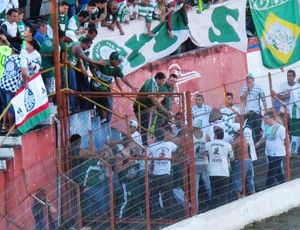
[289,86,300,119]
[263,123,286,157]
[206,121,233,144]
[21,50,41,77]
[240,84,266,114]
[205,139,234,177]
[193,134,209,166]
[148,141,177,175]
[192,104,212,133]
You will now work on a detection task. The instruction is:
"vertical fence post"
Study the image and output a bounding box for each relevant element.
[144,154,151,230]
[240,116,246,196]
[268,72,275,108]
[284,105,291,181]
[185,91,197,216]
[181,93,190,217]
[109,166,115,230]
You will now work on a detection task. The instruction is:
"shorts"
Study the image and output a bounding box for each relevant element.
[44,76,56,94]
[0,87,14,113]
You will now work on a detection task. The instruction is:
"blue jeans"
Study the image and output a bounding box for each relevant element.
[230,159,255,194]
[82,178,110,215]
[68,67,77,111]
[266,156,286,188]
[68,3,77,19]
[195,164,211,210]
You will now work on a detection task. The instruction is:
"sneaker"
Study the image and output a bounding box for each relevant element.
[100,119,107,124]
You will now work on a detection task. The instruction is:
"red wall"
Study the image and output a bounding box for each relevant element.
[0,125,58,228]
[114,45,248,116]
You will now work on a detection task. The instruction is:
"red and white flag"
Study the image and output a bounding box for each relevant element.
[11,72,50,134]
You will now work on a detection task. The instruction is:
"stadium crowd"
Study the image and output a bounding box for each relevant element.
[0,0,295,228]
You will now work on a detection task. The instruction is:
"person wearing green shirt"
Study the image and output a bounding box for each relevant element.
[156,73,178,127]
[133,72,173,146]
[47,1,69,38]
[40,30,65,97]
[90,51,137,123]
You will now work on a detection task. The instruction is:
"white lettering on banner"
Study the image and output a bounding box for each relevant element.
[249,0,289,10]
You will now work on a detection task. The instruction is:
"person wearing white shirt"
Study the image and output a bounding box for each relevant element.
[192,94,212,134]
[220,92,241,138]
[148,128,177,218]
[21,39,41,77]
[240,73,267,143]
[256,111,286,188]
[205,127,234,208]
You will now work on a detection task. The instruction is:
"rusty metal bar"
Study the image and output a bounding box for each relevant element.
[185,91,197,216]
[284,105,291,181]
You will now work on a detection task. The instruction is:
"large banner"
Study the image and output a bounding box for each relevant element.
[188,0,248,53]
[250,0,300,69]
[11,73,50,134]
[91,0,248,75]
[91,13,189,76]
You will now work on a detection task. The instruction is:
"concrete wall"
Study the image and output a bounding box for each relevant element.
[0,124,58,228]
[164,179,300,230]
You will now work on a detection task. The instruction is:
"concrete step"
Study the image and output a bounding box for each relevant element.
[0,135,22,147]
[0,160,6,171]
[0,148,14,160]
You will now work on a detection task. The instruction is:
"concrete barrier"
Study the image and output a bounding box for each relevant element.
[164,179,300,230]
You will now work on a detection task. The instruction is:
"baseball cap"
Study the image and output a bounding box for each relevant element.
[231,123,241,133]
[193,117,202,128]
[110,51,124,62]
[65,30,78,42]
[9,43,21,53]
[129,120,138,128]
[246,72,255,80]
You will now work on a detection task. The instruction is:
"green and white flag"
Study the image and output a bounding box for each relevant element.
[11,73,50,134]
[250,0,300,68]
[188,0,248,52]
[91,12,189,75]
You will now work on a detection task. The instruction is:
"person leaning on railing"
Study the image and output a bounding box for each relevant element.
[133,72,173,146]
[0,42,28,133]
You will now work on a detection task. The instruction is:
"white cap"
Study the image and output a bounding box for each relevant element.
[193,117,202,128]
[129,120,138,128]
[231,123,241,133]
[65,30,78,42]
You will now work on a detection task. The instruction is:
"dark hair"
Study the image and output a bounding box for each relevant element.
[28,38,40,51]
[128,0,135,3]
[287,69,296,76]
[214,128,224,140]
[96,0,108,3]
[28,26,37,36]
[226,92,233,98]
[60,1,70,7]
[81,37,93,45]
[264,111,275,119]
[169,73,178,79]
[195,94,203,99]
[154,72,166,80]
[70,134,81,143]
[88,27,98,35]
[88,1,97,6]
[155,129,164,142]
[6,8,18,16]
[58,29,65,38]
[36,21,48,29]
[78,10,90,18]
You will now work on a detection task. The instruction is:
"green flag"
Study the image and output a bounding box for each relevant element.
[250,0,300,69]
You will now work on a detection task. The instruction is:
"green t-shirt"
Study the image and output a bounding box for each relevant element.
[135,78,158,108]
[48,12,68,31]
[159,83,174,111]
[40,38,55,78]
[17,21,26,37]
[67,41,80,66]
[91,61,124,92]
[0,46,11,80]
